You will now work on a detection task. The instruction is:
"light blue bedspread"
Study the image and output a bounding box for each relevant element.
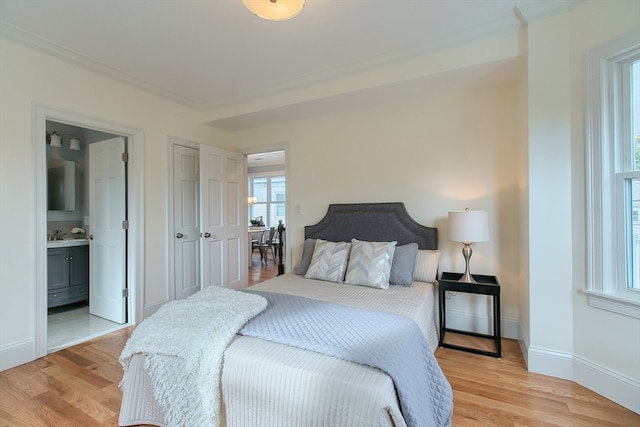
[239,290,453,427]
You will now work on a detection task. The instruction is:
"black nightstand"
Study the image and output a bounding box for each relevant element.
[438,272,501,358]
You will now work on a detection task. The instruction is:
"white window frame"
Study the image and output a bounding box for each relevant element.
[248,171,286,227]
[585,33,640,319]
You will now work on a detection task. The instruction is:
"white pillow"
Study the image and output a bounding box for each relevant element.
[344,239,397,289]
[413,249,441,283]
[305,239,351,283]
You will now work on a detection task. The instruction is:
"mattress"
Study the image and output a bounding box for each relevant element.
[119,273,441,427]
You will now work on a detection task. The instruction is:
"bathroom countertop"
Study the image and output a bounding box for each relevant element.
[47,239,89,248]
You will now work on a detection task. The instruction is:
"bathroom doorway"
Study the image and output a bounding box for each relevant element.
[34,106,144,357]
[45,121,125,351]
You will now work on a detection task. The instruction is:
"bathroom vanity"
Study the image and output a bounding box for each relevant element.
[47,240,89,308]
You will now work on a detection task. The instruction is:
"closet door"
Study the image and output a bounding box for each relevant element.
[200,145,246,289]
[173,144,200,300]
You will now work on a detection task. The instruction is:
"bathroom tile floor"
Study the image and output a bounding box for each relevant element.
[47,302,125,351]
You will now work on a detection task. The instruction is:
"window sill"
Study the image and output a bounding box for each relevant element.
[582,289,640,319]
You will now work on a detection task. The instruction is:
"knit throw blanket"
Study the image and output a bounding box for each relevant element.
[119,286,267,427]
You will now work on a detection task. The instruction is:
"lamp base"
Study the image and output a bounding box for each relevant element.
[457,243,477,283]
[458,270,477,284]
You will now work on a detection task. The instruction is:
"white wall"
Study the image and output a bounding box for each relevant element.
[522,0,640,412]
[0,37,235,369]
[525,9,574,373]
[233,80,523,339]
[516,24,530,364]
[567,0,640,412]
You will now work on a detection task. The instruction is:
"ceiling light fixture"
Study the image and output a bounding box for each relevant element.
[242,0,304,21]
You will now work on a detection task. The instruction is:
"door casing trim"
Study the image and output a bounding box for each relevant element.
[241,144,290,272]
[33,105,145,358]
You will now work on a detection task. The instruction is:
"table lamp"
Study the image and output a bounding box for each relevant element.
[448,208,489,283]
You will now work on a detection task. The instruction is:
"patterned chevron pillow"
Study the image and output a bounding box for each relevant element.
[305,239,352,283]
[344,239,397,289]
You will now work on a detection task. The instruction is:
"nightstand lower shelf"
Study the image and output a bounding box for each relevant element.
[438,272,501,358]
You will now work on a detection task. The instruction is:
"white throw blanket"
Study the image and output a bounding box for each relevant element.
[119,286,267,427]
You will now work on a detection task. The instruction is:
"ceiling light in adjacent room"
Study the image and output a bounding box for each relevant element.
[69,137,81,151]
[48,132,62,147]
[242,0,304,21]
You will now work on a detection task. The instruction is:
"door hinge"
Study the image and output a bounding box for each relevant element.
[122,220,129,230]
[122,152,129,162]
[122,288,129,298]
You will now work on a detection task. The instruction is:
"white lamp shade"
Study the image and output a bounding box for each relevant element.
[49,133,62,147]
[242,0,304,21]
[69,137,80,150]
[448,210,489,243]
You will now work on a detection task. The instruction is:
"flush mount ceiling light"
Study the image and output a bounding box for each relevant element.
[242,0,304,21]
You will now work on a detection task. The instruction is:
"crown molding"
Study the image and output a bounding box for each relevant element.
[514,0,580,24]
[0,21,205,110]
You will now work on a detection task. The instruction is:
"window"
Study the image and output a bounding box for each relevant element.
[585,34,640,318]
[249,174,285,227]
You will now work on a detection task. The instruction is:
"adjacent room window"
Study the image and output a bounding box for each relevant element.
[249,174,286,227]
[585,34,640,318]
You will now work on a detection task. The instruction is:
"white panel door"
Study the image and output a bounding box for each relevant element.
[89,137,127,323]
[200,145,246,289]
[173,145,200,300]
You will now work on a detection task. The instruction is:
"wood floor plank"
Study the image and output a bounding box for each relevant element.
[0,359,51,399]
[34,390,101,426]
[0,375,52,427]
[44,352,112,389]
[57,347,94,367]
[58,388,117,423]
[41,364,111,402]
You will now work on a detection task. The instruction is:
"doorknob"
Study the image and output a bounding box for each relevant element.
[204,232,211,238]
[176,233,184,238]
[88,234,94,240]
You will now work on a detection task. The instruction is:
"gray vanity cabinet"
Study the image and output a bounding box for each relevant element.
[47,246,89,308]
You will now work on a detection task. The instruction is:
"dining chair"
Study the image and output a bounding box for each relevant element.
[252,227,275,265]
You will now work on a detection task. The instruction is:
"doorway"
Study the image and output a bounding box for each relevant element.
[247,150,287,275]
[45,121,123,350]
[34,106,144,358]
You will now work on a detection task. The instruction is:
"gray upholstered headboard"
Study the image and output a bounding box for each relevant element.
[304,203,437,250]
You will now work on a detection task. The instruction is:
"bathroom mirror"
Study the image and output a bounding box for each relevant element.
[48,160,76,211]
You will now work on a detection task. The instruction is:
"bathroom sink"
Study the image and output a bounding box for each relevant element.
[47,239,89,248]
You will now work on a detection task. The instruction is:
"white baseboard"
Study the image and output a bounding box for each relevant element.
[143,299,168,319]
[524,343,640,415]
[0,338,35,371]
[527,345,573,380]
[517,324,530,367]
[445,308,519,340]
[574,354,640,414]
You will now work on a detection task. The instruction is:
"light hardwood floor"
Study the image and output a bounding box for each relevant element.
[2,261,637,426]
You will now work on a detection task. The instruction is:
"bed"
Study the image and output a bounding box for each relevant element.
[119,202,453,427]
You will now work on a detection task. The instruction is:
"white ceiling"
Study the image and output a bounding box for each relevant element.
[0,0,562,130]
[248,150,285,167]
